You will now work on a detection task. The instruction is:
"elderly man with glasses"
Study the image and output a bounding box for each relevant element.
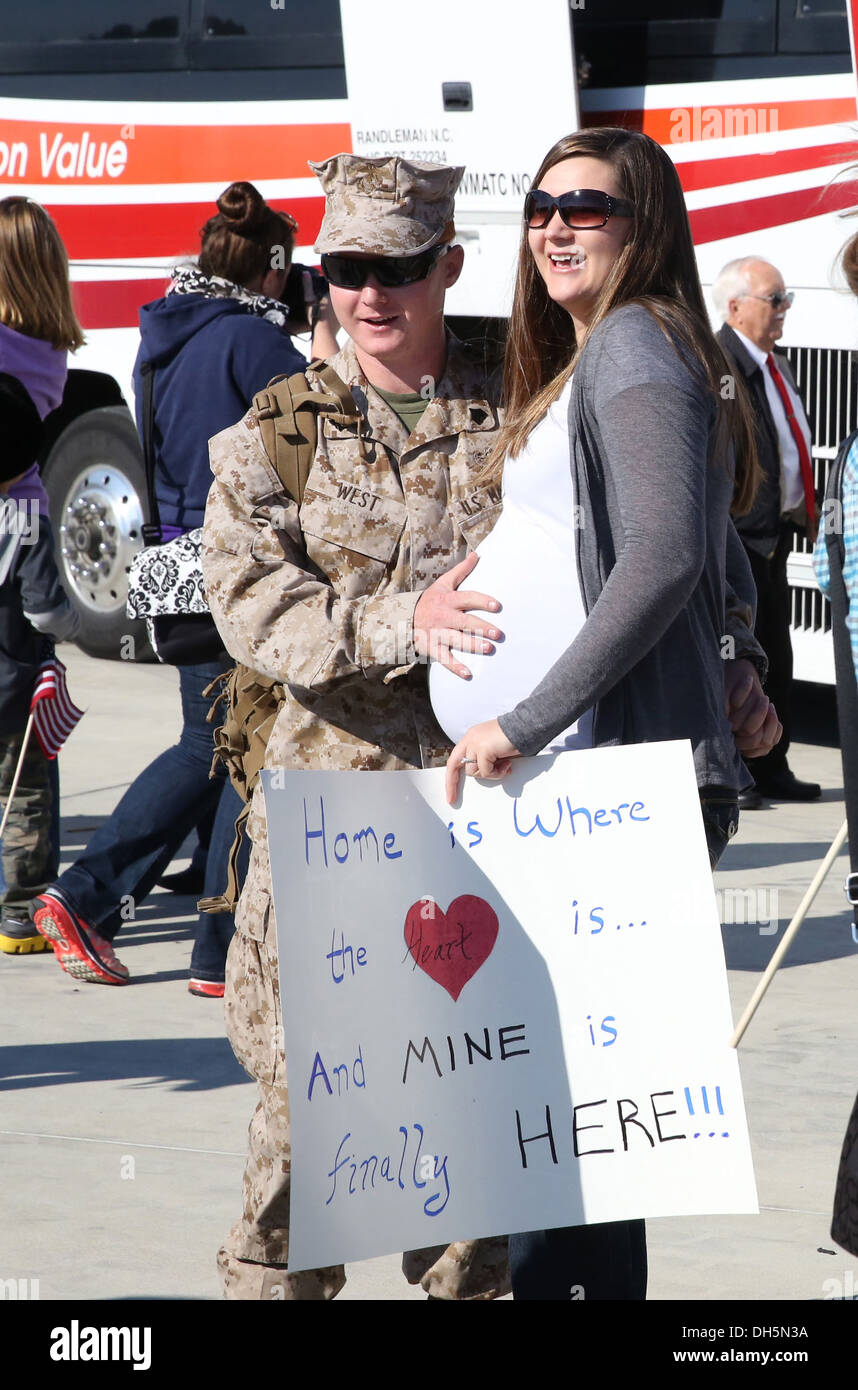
[714,256,820,807]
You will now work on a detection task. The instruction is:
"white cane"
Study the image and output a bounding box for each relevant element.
[0,712,36,841]
[729,817,849,1048]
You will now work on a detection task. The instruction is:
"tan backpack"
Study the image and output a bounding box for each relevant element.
[198,360,361,913]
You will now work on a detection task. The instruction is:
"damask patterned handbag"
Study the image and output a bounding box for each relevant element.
[126,525,207,619]
[125,361,223,664]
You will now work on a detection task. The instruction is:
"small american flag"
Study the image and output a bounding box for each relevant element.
[30,658,84,760]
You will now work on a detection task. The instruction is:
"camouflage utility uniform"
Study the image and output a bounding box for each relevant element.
[203,334,510,1299]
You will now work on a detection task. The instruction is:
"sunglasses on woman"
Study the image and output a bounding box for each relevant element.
[321,244,449,289]
[524,188,635,230]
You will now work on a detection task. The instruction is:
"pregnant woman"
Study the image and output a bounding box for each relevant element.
[430,127,776,1300]
[429,368,593,755]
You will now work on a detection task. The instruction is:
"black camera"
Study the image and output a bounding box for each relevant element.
[283,262,328,333]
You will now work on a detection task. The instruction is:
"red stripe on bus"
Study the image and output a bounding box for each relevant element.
[678,142,858,193]
[583,96,857,141]
[689,181,858,244]
[48,197,324,260]
[71,278,169,329]
[0,119,352,185]
[69,184,858,328]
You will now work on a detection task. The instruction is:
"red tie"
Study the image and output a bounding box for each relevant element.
[766,352,817,540]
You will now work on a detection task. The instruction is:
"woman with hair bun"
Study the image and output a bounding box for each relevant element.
[33,181,336,996]
[136,179,336,541]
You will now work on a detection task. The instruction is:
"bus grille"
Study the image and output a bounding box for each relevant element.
[778,346,853,680]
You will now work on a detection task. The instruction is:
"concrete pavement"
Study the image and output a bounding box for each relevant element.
[0,644,856,1301]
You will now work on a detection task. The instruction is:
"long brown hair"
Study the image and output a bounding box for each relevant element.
[490,128,759,515]
[0,198,84,351]
[198,180,297,287]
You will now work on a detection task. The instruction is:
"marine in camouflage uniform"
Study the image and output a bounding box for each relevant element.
[203,154,510,1299]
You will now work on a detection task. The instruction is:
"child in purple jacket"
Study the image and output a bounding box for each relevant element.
[0,197,83,952]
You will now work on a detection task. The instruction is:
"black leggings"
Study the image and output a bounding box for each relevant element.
[510,1219,648,1301]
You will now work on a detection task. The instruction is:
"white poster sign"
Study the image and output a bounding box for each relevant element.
[263,741,757,1273]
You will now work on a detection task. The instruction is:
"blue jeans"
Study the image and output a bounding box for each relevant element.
[54,657,241,976]
[699,791,740,870]
[510,791,740,1300]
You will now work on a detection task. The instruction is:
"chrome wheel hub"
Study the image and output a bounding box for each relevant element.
[59,465,144,613]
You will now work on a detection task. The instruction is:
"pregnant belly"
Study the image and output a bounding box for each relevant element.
[428,521,588,747]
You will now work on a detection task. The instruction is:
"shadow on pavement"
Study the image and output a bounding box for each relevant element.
[721,838,847,872]
[116,908,198,951]
[129,968,196,985]
[720,910,857,971]
[0,1037,250,1092]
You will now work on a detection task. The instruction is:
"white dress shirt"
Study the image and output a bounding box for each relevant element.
[733,327,810,513]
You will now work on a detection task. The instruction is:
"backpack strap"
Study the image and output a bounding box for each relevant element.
[825,431,858,937]
[251,359,363,504]
[201,362,362,916]
[196,800,249,917]
[139,360,163,545]
[197,665,284,916]
[825,429,854,571]
[314,359,363,420]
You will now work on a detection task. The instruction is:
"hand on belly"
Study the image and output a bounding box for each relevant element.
[413,551,503,681]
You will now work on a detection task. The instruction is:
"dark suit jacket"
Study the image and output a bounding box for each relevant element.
[717,322,811,557]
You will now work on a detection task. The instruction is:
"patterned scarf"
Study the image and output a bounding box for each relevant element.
[168,262,290,328]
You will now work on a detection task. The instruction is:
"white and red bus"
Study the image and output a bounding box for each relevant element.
[1,0,856,678]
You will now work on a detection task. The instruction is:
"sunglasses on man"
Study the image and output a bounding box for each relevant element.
[524,188,635,230]
[742,291,795,311]
[321,244,449,290]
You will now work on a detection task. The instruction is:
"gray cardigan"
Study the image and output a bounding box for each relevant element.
[498,303,753,793]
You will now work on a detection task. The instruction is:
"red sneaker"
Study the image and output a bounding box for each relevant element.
[188,978,225,998]
[33,890,130,985]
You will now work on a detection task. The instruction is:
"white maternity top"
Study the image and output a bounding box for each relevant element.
[429,378,593,752]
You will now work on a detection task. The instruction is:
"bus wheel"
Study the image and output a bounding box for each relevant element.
[42,406,152,661]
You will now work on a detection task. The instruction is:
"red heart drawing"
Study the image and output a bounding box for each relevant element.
[403,895,499,1002]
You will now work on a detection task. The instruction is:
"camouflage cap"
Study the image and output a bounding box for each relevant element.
[310,154,464,256]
